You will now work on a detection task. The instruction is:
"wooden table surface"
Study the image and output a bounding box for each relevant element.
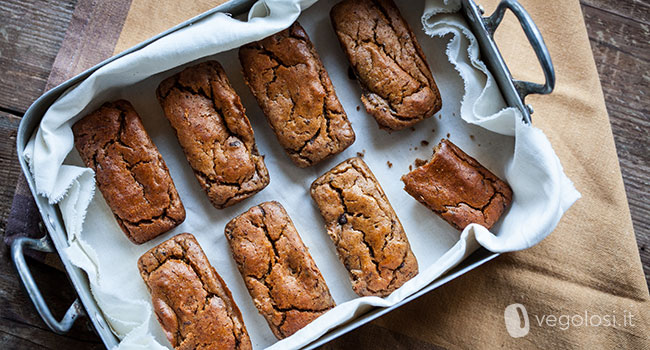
[0,0,647,348]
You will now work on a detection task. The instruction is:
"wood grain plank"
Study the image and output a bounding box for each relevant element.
[580,1,650,283]
[0,113,21,236]
[580,0,649,24]
[0,0,77,114]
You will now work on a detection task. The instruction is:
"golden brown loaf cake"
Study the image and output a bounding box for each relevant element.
[310,158,418,297]
[72,100,185,244]
[331,0,442,131]
[225,201,336,339]
[157,61,270,209]
[401,139,513,230]
[138,233,252,350]
[239,22,355,167]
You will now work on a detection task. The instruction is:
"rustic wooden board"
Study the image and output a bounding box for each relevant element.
[0,113,21,230]
[581,0,649,281]
[0,0,76,114]
[0,0,646,348]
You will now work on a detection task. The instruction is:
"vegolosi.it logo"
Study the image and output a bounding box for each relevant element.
[504,303,530,337]
[504,303,636,338]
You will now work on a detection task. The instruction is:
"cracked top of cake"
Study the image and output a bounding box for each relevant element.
[401,139,513,230]
[239,22,355,167]
[225,201,335,339]
[72,100,185,244]
[331,0,442,131]
[138,233,252,349]
[157,61,269,209]
[311,157,418,297]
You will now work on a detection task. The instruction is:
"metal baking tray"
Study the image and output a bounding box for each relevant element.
[11,0,554,348]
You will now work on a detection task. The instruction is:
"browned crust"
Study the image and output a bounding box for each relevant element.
[72,100,185,244]
[310,158,418,297]
[138,233,252,350]
[157,61,269,209]
[401,139,513,230]
[239,22,355,167]
[225,201,335,339]
[331,0,442,131]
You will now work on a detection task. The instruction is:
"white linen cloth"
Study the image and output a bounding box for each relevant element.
[23,0,580,349]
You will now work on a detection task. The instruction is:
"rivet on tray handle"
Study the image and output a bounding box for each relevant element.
[483,0,555,107]
[11,235,84,334]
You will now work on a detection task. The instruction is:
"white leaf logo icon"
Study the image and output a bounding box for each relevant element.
[504,303,530,338]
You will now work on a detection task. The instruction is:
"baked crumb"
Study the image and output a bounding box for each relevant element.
[356,105,360,111]
[447,133,450,138]
[414,158,427,167]
[421,140,429,146]
[387,161,393,168]
[470,135,475,140]
[356,150,366,158]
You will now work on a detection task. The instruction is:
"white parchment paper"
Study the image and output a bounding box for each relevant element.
[24,0,580,349]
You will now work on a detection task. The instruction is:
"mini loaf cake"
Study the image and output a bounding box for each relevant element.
[225,201,335,339]
[401,139,513,230]
[157,60,269,209]
[311,157,418,297]
[239,22,355,167]
[72,100,185,244]
[331,0,442,131]
[138,233,252,350]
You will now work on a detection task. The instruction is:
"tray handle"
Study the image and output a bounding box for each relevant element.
[483,0,555,105]
[11,235,83,334]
